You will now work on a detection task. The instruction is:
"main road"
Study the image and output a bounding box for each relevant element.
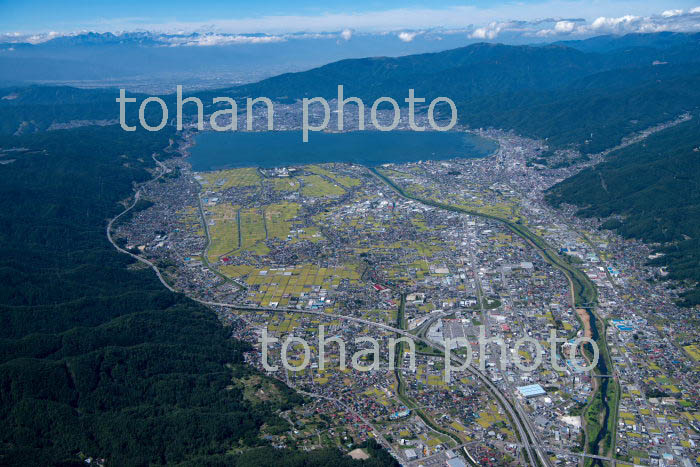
[369,167,558,467]
[198,300,543,467]
[107,154,546,467]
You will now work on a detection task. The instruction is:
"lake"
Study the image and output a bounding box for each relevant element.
[187,130,497,171]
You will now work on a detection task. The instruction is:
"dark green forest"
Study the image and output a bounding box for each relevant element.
[547,116,700,306]
[0,126,396,466]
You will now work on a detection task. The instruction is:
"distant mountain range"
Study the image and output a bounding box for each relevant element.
[228,32,700,99]
[0,30,511,85]
[3,31,700,153]
[2,30,698,87]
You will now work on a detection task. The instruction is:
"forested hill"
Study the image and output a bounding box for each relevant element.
[216,32,700,153]
[546,115,700,307]
[226,38,700,103]
[0,125,397,466]
[3,32,700,154]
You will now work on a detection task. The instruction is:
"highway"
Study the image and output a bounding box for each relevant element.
[107,154,546,467]
[198,301,542,467]
[370,167,553,467]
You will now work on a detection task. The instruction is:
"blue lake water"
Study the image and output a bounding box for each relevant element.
[188,130,497,171]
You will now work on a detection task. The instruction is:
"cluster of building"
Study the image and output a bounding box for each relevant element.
[113,125,699,466]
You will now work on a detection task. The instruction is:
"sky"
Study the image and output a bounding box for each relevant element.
[1,0,700,39]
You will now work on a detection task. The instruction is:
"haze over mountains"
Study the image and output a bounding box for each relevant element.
[0,30,552,88]
[2,27,700,90]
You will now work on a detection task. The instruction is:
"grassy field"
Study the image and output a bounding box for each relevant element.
[206,205,270,260]
[305,164,362,188]
[221,263,362,307]
[301,174,345,197]
[198,167,261,190]
[240,208,268,254]
[265,202,300,240]
[206,204,240,262]
[267,177,300,192]
[683,344,700,361]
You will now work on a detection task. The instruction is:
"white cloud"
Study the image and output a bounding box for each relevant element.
[590,15,638,32]
[583,9,700,35]
[15,1,684,36]
[554,20,576,33]
[662,9,684,17]
[469,28,493,40]
[534,20,578,37]
[469,22,507,40]
[3,5,700,46]
[25,31,65,44]
[162,33,286,46]
[398,31,419,42]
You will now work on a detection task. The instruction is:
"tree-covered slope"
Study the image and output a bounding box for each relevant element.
[216,33,700,152]
[458,69,700,153]
[546,116,700,306]
[223,36,700,103]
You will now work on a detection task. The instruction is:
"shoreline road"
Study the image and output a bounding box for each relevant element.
[106,154,177,294]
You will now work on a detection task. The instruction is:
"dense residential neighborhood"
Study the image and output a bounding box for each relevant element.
[114,121,700,466]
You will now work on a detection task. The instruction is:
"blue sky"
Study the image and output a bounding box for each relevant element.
[1,0,699,36]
